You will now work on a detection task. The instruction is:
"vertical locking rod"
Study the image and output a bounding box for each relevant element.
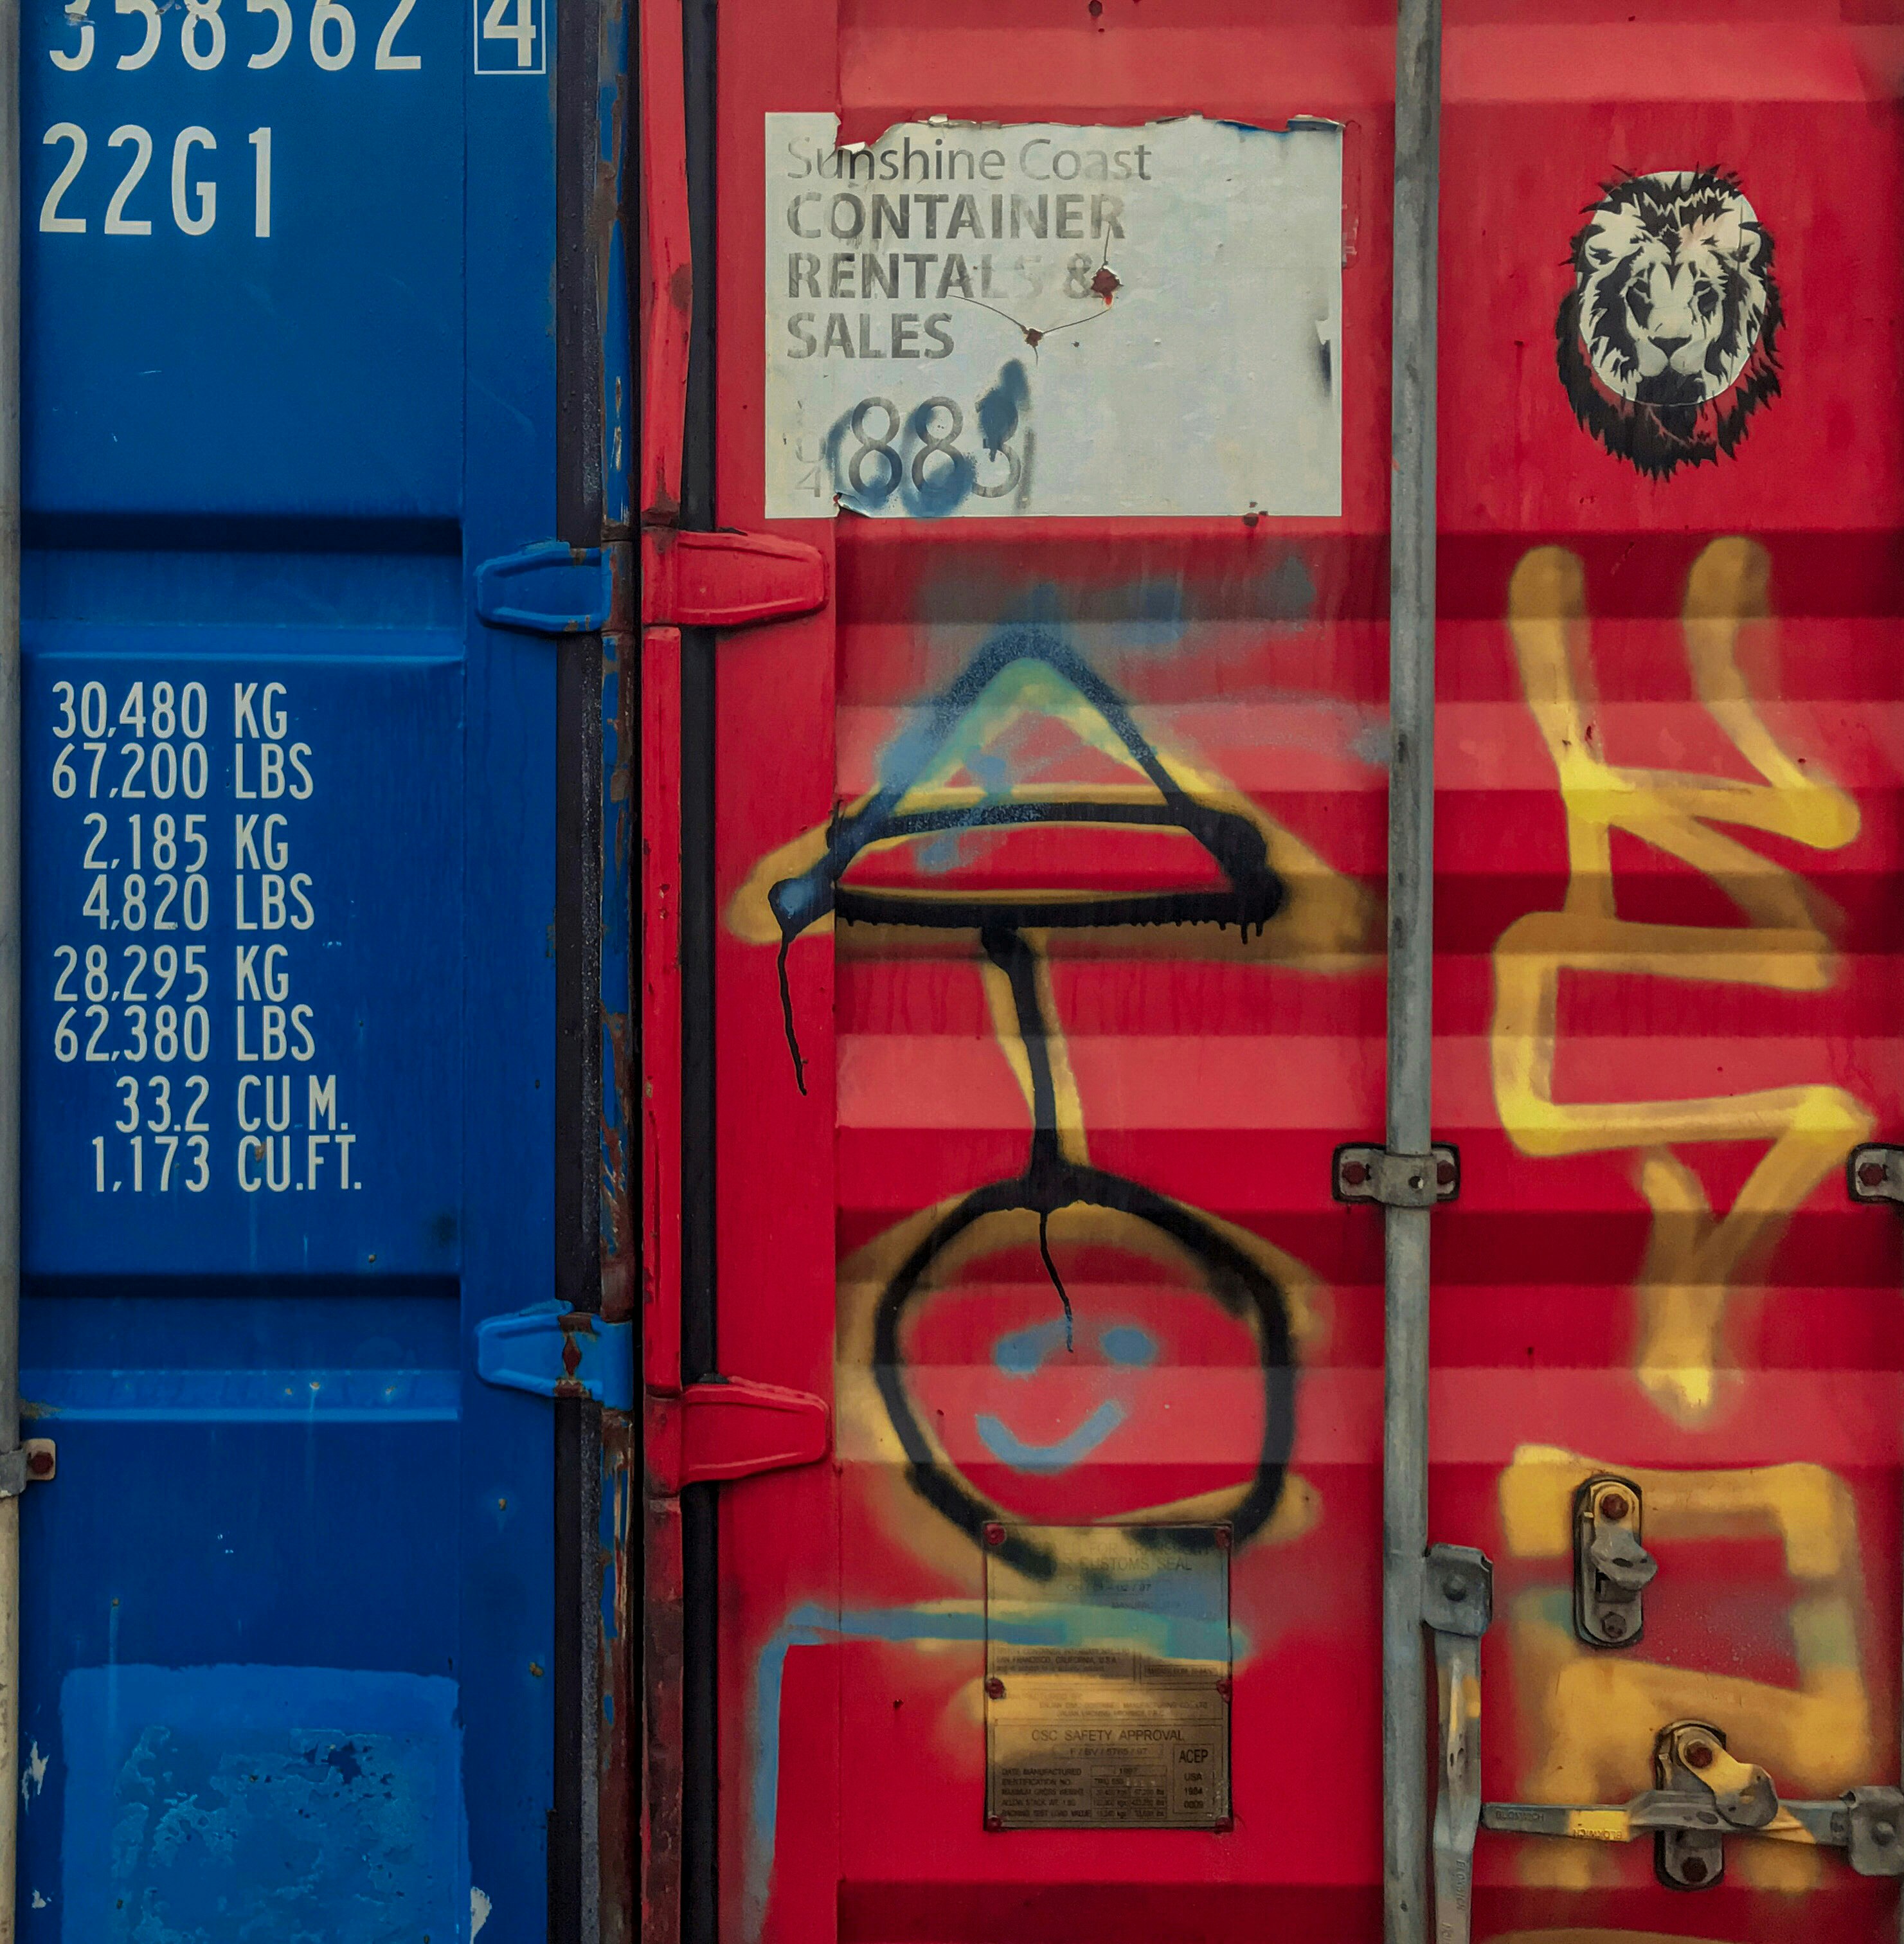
[1385,2,1441,1940]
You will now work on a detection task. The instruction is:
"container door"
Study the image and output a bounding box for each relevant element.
[647,3,1388,1936]
[642,4,1904,1943]
[1444,15,1904,1941]
[17,0,625,1925]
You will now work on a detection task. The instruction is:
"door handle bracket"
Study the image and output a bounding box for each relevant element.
[641,527,827,630]
[646,1377,830,1493]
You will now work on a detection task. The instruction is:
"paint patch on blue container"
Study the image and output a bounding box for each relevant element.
[59,1664,465,1943]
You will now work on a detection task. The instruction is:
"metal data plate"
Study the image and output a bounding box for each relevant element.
[983,1524,1231,1829]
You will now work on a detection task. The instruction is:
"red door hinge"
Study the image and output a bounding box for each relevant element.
[646,1376,830,1493]
[640,528,827,630]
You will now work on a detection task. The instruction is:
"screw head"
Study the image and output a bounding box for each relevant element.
[1861,1160,1887,1189]
[1598,1491,1630,1522]
[1216,1677,1232,1699]
[1342,1160,1369,1187]
[1685,1740,1716,1770]
[985,1814,1003,1832]
[983,1522,1005,1548]
[1601,1612,1628,1640]
[25,1449,52,1479]
[985,1676,1005,1700]
[1211,1815,1234,1833]
[1436,1159,1455,1187]
[1442,1577,1468,1603]
[1876,1820,1898,1847]
[1680,1855,1709,1885]
[1214,1526,1232,1551]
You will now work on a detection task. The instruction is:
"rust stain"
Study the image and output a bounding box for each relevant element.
[642,1482,685,1944]
[599,1412,637,1943]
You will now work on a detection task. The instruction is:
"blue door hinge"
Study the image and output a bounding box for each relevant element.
[476,1301,633,1410]
[475,541,615,634]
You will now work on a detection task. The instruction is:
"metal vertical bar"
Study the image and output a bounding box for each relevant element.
[1385,3,1440,1942]
[0,0,21,1916]
[676,0,721,1936]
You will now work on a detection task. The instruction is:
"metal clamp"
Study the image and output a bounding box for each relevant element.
[1424,1543,1491,1944]
[1574,1474,1657,1647]
[1849,1143,1904,1205]
[1333,1143,1459,1208]
[1481,1719,1904,1889]
[0,1439,55,1500]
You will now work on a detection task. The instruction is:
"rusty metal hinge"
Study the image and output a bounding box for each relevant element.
[640,527,827,630]
[1849,1142,1904,1205]
[646,1377,829,1493]
[1333,1143,1460,1207]
[0,1439,55,1500]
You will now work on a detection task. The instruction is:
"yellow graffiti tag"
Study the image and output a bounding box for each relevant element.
[1498,1446,1871,1893]
[1493,539,1869,1423]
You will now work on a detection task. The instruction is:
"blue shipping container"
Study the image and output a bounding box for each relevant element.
[12,0,633,1931]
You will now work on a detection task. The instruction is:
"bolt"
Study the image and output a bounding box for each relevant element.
[1685,1740,1715,1771]
[1680,1856,1709,1885]
[983,1522,1005,1548]
[1875,1821,1898,1847]
[1436,1159,1455,1187]
[1214,1527,1232,1551]
[1598,1491,1630,1522]
[1342,1160,1369,1187]
[25,1450,52,1479]
[1601,1612,1627,1640]
[1442,1577,1468,1603]
[985,1676,1005,1700]
[1860,1160,1887,1189]
[985,1814,1003,1832]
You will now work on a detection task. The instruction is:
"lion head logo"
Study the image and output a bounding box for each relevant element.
[1557,168,1782,478]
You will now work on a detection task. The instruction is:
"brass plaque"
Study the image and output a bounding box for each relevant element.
[983,1524,1231,1830]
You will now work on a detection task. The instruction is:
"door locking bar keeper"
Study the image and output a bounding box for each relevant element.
[1421,1545,1904,1941]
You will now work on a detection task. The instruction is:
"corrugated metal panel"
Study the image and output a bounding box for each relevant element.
[643,2,1904,1940]
[15,0,631,1927]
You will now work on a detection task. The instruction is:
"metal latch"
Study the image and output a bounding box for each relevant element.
[1426,1557,1904,1927]
[640,527,827,630]
[475,540,615,634]
[0,1438,55,1500]
[1334,1143,1459,1207]
[1849,1142,1904,1205]
[1423,1543,1489,1944]
[1481,1720,1904,1890]
[1574,1474,1657,1646]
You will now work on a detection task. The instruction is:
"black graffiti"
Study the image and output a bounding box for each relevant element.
[766,621,1287,1092]
[868,923,1295,1583]
[762,620,1300,1571]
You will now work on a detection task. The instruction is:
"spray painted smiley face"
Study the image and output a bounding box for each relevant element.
[887,1207,1285,1546]
[974,1317,1160,1473]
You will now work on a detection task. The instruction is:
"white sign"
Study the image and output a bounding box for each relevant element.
[764,113,1342,520]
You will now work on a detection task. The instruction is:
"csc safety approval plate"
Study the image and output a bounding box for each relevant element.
[764,113,1342,521]
[983,1524,1232,1830]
